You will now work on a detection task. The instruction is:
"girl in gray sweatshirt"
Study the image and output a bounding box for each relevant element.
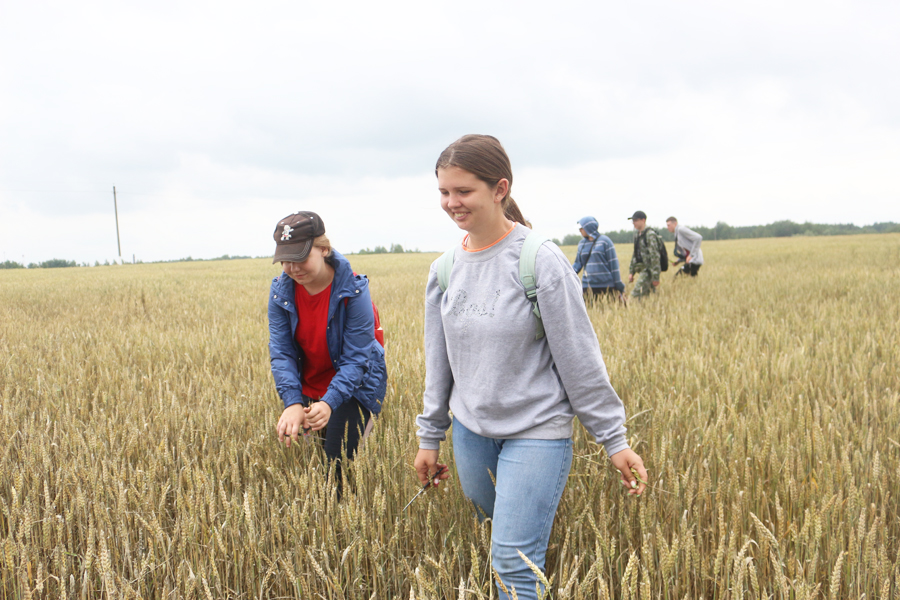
[414,134,648,600]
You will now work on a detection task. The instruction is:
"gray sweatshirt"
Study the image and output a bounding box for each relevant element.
[416,225,629,457]
[674,224,704,265]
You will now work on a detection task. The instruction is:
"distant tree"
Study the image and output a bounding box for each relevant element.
[357,246,422,254]
[870,222,900,234]
[41,259,77,268]
[0,260,24,269]
[561,234,582,246]
[715,221,734,240]
[603,229,635,244]
[769,220,803,238]
[211,254,251,261]
[24,259,77,269]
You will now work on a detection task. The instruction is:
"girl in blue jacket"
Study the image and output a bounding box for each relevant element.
[268,211,386,492]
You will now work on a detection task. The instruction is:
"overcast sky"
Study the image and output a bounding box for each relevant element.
[2,0,898,264]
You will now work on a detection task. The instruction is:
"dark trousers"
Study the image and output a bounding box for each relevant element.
[303,395,371,496]
[584,287,620,304]
[681,263,701,277]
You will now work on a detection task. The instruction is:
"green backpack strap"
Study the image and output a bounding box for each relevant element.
[435,247,455,293]
[437,233,547,341]
[519,231,548,340]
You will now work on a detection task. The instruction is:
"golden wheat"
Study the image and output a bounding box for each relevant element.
[1,233,899,598]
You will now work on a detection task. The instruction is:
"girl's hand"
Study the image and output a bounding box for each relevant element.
[276,404,308,448]
[610,448,648,496]
[305,402,332,431]
[414,448,451,488]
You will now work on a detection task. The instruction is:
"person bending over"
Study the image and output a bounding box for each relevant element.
[268,211,386,497]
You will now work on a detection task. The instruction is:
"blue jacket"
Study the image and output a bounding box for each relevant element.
[268,250,386,415]
[572,216,625,293]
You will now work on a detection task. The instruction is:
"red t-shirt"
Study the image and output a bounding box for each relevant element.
[294,283,336,399]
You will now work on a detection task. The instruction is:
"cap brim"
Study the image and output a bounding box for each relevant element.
[273,239,313,264]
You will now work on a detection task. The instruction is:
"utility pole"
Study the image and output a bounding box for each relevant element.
[113,186,123,264]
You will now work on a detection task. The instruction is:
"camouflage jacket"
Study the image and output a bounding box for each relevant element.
[629,227,662,282]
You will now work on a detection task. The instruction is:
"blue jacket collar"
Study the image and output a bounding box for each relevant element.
[330,250,362,296]
[272,249,365,306]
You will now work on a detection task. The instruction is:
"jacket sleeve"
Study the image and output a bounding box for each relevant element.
[268,285,304,409]
[321,284,376,412]
[644,231,661,282]
[572,240,585,274]
[536,247,629,456]
[607,242,625,293]
[415,264,454,450]
[681,226,702,256]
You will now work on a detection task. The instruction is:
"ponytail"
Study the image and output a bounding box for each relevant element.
[503,197,529,228]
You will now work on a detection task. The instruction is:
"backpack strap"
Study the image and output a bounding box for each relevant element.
[435,247,455,293]
[519,231,548,340]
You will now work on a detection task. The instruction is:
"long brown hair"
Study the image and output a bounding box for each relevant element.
[435,134,528,227]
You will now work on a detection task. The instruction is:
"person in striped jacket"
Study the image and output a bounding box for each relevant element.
[572,216,625,302]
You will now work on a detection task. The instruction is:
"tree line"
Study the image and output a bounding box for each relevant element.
[0,255,254,270]
[553,220,900,246]
[356,244,418,255]
[3,221,897,269]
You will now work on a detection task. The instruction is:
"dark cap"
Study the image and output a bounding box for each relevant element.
[628,210,647,220]
[272,211,326,263]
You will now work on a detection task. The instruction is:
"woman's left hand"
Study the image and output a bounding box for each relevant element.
[610,448,648,496]
[305,402,333,431]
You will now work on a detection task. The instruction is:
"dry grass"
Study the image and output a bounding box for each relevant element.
[1,233,899,599]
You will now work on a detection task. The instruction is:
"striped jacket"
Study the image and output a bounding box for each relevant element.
[572,217,625,292]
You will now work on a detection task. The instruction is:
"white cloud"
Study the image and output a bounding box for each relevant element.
[1,0,899,263]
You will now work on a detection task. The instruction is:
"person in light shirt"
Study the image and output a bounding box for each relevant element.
[414,134,648,600]
[666,216,704,276]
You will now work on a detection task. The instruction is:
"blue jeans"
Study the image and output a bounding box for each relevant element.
[451,417,573,600]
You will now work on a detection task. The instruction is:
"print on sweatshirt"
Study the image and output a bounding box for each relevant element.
[448,288,501,332]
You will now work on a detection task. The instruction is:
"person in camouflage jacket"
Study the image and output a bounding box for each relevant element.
[627,211,661,298]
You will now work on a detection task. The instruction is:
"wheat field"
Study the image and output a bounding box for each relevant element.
[1,234,899,599]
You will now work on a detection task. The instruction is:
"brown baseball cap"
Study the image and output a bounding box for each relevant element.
[272,211,326,263]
